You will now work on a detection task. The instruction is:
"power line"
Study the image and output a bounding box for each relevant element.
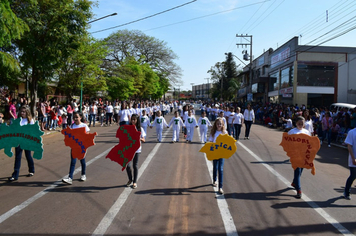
[247,0,285,33]
[143,0,270,32]
[91,0,197,34]
[301,2,356,44]
[238,0,270,33]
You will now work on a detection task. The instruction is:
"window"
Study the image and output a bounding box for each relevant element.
[269,71,279,91]
[297,64,335,86]
[280,66,294,89]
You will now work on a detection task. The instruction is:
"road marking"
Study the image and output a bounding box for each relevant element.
[198,130,239,236]
[237,141,355,236]
[92,129,170,236]
[0,149,111,224]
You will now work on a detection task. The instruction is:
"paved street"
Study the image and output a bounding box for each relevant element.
[0,111,354,236]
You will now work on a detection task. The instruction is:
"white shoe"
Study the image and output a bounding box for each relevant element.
[213,181,217,187]
[219,188,224,194]
[328,145,331,148]
[62,177,72,185]
[320,140,323,145]
[80,175,86,181]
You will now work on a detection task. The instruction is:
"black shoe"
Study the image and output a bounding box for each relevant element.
[296,190,302,199]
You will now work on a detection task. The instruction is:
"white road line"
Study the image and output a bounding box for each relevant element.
[237,141,355,236]
[198,130,239,236]
[0,149,111,224]
[92,129,170,236]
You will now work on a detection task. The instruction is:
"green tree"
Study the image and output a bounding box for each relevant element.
[9,0,93,114]
[0,0,29,85]
[103,29,182,88]
[208,52,239,100]
[56,35,108,99]
[105,57,139,101]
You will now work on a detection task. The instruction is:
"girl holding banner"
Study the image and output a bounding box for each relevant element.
[8,106,36,181]
[126,114,146,189]
[62,112,89,185]
[288,116,311,199]
[209,117,228,194]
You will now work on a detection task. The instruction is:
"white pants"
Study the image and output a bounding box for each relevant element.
[186,126,195,141]
[172,126,180,141]
[199,126,208,143]
[142,126,148,136]
[156,126,163,142]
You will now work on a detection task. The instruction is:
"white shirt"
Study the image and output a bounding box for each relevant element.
[209,130,227,142]
[20,118,35,126]
[136,127,146,153]
[345,128,356,167]
[168,117,184,128]
[71,122,90,132]
[232,113,244,124]
[89,105,97,115]
[119,109,131,122]
[288,128,311,136]
[285,119,293,129]
[198,117,212,128]
[150,116,168,128]
[106,105,113,113]
[243,109,255,121]
[185,116,198,127]
[227,112,235,124]
[304,119,314,134]
[140,115,150,127]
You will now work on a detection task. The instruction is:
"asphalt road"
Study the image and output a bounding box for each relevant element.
[0,111,354,236]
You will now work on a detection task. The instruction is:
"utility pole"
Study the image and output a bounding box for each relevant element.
[236,34,253,102]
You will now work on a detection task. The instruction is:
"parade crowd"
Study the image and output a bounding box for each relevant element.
[1,96,356,199]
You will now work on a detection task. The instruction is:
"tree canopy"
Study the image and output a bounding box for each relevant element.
[7,0,93,113]
[208,52,240,101]
[103,29,182,86]
[0,0,29,85]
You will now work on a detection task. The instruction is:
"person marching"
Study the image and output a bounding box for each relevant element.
[118,102,131,126]
[126,114,146,189]
[8,106,36,181]
[198,111,212,143]
[62,112,90,185]
[243,103,255,140]
[342,126,356,200]
[184,110,198,143]
[232,107,244,140]
[209,117,228,194]
[140,110,150,135]
[150,110,168,142]
[168,111,185,143]
[288,116,311,198]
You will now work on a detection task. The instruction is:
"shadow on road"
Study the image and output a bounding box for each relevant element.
[134,184,214,195]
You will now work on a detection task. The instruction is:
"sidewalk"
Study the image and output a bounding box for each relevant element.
[254,122,348,150]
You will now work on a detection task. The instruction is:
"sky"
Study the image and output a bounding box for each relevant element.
[89,0,356,91]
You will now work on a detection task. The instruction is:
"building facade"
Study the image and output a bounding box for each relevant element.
[237,37,356,107]
[192,83,213,100]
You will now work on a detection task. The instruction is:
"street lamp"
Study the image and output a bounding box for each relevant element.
[88,13,118,24]
[80,12,117,112]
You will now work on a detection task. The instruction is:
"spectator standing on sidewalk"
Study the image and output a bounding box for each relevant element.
[321,112,333,147]
[9,99,17,124]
